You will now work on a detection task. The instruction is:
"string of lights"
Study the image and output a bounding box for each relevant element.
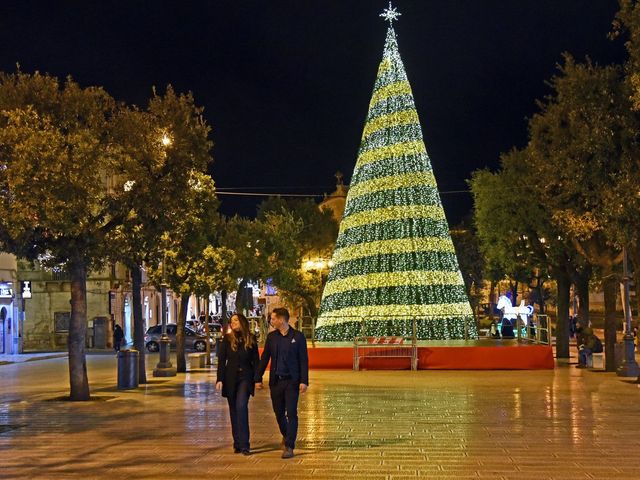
[214,188,473,197]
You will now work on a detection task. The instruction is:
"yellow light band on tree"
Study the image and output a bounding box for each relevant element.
[369,80,413,109]
[339,205,446,233]
[317,302,474,325]
[348,171,436,200]
[322,270,465,297]
[332,236,455,264]
[361,110,420,140]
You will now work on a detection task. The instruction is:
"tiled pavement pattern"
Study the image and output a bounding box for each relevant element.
[1,353,640,479]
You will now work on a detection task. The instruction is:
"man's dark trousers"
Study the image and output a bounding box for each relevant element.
[270,377,299,449]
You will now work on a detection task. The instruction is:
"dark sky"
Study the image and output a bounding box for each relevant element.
[0,1,627,225]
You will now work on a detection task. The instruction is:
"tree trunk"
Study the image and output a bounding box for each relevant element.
[630,246,640,319]
[176,292,189,373]
[302,292,318,319]
[602,269,618,372]
[488,280,496,322]
[204,296,211,364]
[575,267,591,326]
[221,289,229,330]
[131,264,146,384]
[538,279,546,314]
[236,278,249,315]
[68,260,90,401]
[555,269,571,359]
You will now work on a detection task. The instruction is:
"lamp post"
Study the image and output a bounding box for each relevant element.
[153,254,176,377]
[617,246,639,377]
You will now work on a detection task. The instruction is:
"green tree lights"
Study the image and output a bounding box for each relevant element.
[316,21,476,341]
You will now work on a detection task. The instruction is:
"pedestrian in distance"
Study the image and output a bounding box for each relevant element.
[216,313,260,455]
[256,307,309,459]
[113,324,124,353]
[576,323,602,368]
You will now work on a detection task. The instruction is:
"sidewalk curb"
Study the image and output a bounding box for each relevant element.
[0,352,68,365]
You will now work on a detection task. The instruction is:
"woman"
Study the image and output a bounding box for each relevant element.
[216,313,259,455]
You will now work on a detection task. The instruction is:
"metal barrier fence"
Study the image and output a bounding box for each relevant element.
[527,314,550,345]
[353,334,418,370]
[487,314,550,345]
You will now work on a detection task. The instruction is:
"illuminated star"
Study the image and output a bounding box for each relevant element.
[380,1,401,24]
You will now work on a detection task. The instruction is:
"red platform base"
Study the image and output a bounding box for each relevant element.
[306,342,554,370]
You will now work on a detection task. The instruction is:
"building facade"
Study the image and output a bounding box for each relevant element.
[0,254,179,352]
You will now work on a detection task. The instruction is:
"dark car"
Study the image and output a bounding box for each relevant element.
[144,324,214,352]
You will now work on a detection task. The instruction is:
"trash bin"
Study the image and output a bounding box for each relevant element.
[117,349,139,390]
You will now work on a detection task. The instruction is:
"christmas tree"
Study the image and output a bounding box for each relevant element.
[315,4,477,341]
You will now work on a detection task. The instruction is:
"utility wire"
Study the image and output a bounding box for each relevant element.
[215,189,473,197]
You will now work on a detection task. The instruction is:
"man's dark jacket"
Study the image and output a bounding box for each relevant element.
[256,327,309,386]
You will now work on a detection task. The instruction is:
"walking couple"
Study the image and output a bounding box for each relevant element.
[215,308,309,459]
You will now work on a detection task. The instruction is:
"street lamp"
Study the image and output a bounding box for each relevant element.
[153,253,176,377]
[617,246,639,377]
[153,132,176,376]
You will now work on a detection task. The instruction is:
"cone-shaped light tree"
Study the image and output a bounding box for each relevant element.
[315,5,477,341]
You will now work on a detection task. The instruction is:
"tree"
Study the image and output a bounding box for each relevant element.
[107,86,214,383]
[217,209,305,326]
[610,0,640,317]
[526,56,640,370]
[449,216,485,322]
[0,71,125,400]
[315,25,475,341]
[614,0,640,109]
[148,173,234,373]
[257,197,338,318]
[470,147,589,358]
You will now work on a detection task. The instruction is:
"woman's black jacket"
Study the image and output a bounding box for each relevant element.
[216,334,259,398]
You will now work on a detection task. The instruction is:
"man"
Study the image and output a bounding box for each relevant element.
[113,323,124,353]
[576,323,601,368]
[256,307,309,459]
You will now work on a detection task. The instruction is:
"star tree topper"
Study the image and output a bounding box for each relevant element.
[380,1,401,24]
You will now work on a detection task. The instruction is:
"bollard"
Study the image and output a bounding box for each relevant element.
[117,349,139,390]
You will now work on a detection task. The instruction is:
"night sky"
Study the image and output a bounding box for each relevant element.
[0,1,627,225]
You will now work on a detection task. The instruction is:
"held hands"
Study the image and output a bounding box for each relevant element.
[299,383,308,394]
[255,382,264,390]
[215,381,222,391]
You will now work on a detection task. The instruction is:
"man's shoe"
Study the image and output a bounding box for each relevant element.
[233,447,241,453]
[281,447,294,459]
[241,449,251,456]
[575,364,587,368]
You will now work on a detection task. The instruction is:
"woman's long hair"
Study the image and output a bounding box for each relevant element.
[227,313,256,351]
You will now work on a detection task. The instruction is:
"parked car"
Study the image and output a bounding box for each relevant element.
[208,320,223,338]
[144,324,214,352]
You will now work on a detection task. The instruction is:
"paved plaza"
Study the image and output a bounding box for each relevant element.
[1,352,640,479]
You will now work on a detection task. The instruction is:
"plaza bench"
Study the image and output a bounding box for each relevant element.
[188,352,207,369]
[353,336,418,371]
[590,352,604,370]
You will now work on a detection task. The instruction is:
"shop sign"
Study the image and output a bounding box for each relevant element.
[109,291,116,314]
[21,280,32,299]
[0,282,13,299]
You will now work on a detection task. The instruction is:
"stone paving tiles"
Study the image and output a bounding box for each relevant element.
[1,353,640,479]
